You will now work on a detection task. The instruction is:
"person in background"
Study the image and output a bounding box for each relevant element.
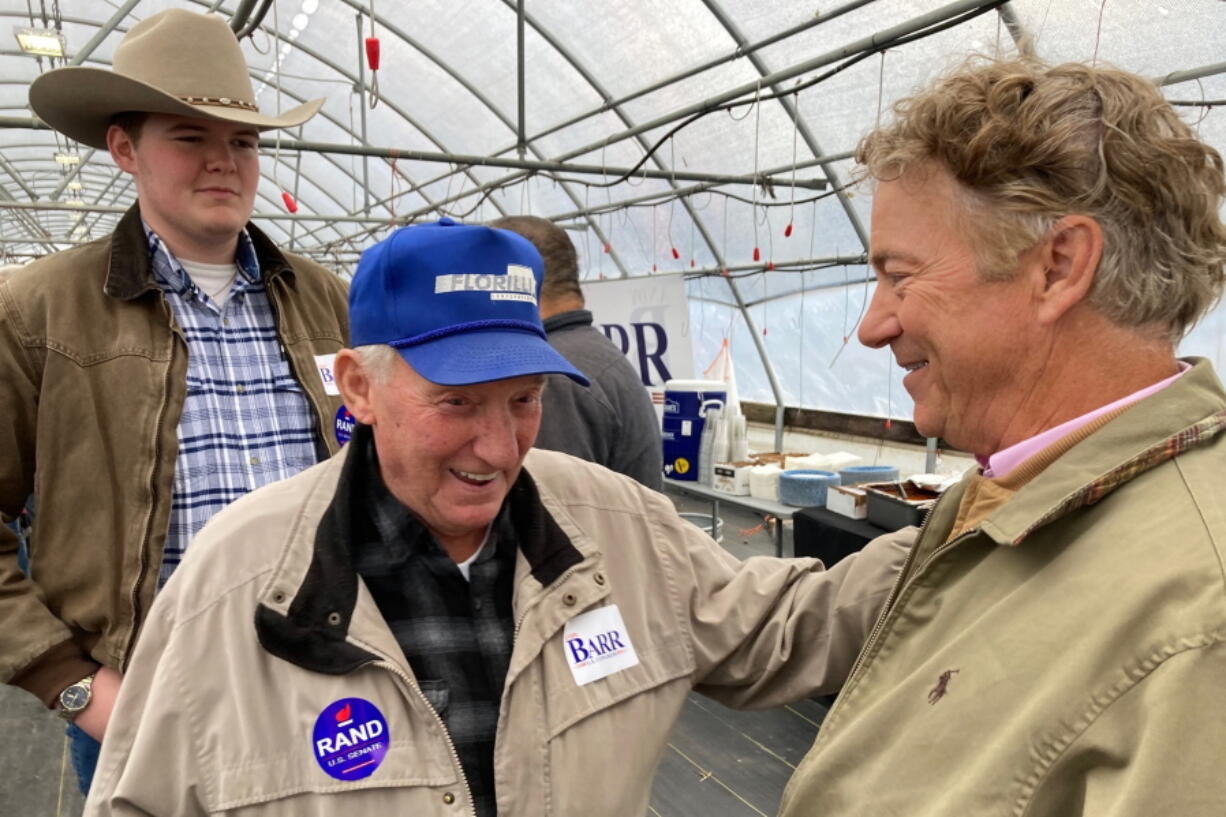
[491,215,664,489]
[0,9,348,793]
[84,220,912,817]
[780,56,1226,816]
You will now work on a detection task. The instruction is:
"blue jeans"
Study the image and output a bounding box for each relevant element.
[67,722,101,795]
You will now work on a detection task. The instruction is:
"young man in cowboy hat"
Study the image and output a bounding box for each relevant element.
[0,8,349,792]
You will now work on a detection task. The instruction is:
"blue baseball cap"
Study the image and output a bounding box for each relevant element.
[349,218,590,387]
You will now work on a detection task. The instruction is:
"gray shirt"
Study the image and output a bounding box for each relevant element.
[536,310,663,490]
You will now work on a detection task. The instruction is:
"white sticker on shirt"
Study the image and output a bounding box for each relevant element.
[562,604,639,686]
[314,354,340,396]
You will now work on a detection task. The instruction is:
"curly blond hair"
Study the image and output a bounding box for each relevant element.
[856,57,1226,338]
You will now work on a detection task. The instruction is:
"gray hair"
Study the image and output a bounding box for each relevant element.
[352,344,400,384]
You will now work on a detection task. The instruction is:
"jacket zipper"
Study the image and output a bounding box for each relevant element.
[266,276,332,455]
[826,506,978,735]
[122,303,182,670]
[375,658,477,817]
[838,511,933,689]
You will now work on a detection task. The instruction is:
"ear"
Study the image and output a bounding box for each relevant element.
[1033,214,1103,325]
[106,124,140,175]
[334,349,377,425]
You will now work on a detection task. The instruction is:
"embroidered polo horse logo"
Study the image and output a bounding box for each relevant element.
[927,669,959,704]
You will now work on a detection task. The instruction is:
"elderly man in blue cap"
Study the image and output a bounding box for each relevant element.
[85,220,911,817]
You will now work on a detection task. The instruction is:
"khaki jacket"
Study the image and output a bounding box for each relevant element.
[0,204,349,706]
[86,441,912,817]
[781,358,1226,817]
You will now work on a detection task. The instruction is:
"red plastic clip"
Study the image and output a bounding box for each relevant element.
[281,191,298,213]
[365,37,381,71]
[884,419,894,430]
[602,242,611,254]
[784,223,793,237]
[752,246,761,262]
[652,263,657,272]
[671,247,680,260]
[690,258,696,268]
[766,261,775,271]
[763,327,769,336]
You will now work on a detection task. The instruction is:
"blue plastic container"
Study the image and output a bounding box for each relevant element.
[778,469,840,507]
[661,379,726,481]
[839,465,900,486]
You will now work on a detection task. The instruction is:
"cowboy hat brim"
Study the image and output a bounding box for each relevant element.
[29,66,323,150]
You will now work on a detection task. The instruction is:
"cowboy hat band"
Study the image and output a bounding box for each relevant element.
[28,8,322,150]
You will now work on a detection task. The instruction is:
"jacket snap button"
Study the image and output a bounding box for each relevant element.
[594,573,605,586]
[442,792,456,805]
[326,611,342,626]
[562,593,577,606]
[272,591,286,603]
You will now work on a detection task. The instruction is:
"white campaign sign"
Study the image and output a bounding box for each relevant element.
[562,604,640,686]
[314,353,340,396]
[583,273,694,421]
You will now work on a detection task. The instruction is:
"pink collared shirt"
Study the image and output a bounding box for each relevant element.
[978,362,1191,479]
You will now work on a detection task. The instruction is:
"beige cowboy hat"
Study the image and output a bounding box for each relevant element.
[29,8,322,150]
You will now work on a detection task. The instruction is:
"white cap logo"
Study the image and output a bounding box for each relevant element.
[434,263,537,304]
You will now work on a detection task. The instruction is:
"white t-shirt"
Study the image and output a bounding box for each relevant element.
[179,258,240,307]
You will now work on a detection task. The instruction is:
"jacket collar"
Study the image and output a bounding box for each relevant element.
[255,424,583,675]
[542,309,593,334]
[103,201,296,301]
[964,357,1226,547]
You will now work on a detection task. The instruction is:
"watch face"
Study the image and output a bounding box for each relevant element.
[61,685,89,711]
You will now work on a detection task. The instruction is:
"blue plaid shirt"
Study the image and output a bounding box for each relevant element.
[148,225,321,588]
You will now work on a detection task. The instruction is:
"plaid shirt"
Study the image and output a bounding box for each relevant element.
[353,436,515,817]
[148,226,320,587]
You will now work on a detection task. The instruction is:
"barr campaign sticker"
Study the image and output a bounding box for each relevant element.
[312,697,389,780]
[314,353,341,396]
[334,405,355,446]
[562,604,640,686]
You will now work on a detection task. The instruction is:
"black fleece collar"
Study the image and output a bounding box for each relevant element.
[256,424,583,675]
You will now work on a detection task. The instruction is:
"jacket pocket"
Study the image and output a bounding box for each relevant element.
[541,638,695,740]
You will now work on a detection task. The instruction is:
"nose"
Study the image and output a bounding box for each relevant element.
[857,278,902,349]
[203,140,238,173]
[470,405,524,470]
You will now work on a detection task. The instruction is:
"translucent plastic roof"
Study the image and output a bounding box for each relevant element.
[2,0,1224,419]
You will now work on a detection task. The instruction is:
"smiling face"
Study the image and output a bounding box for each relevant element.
[859,164,1047,456]
[338,350,545,559]
[107,113,259,264]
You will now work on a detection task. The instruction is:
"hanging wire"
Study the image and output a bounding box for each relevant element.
[1092,0,1108,66]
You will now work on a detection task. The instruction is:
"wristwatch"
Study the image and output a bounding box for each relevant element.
[57,673,97,721]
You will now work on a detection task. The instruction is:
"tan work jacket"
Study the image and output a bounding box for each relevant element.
[780,358,1226,817]
[0,203,349,706]
[87,444,912,817]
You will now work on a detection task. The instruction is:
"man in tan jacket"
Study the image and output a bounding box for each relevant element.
[780,58,1226,815]
[85,219,910,817]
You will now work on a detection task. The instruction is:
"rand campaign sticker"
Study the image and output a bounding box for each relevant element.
[334,405,355,446]
[314,354,341,396]
[562,604,640,686]
[312,697,390,780]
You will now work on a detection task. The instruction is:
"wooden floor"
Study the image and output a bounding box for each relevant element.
[649,694,826,817]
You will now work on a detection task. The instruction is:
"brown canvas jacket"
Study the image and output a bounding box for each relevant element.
[85,439,913,817]
[0,203,349,705]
